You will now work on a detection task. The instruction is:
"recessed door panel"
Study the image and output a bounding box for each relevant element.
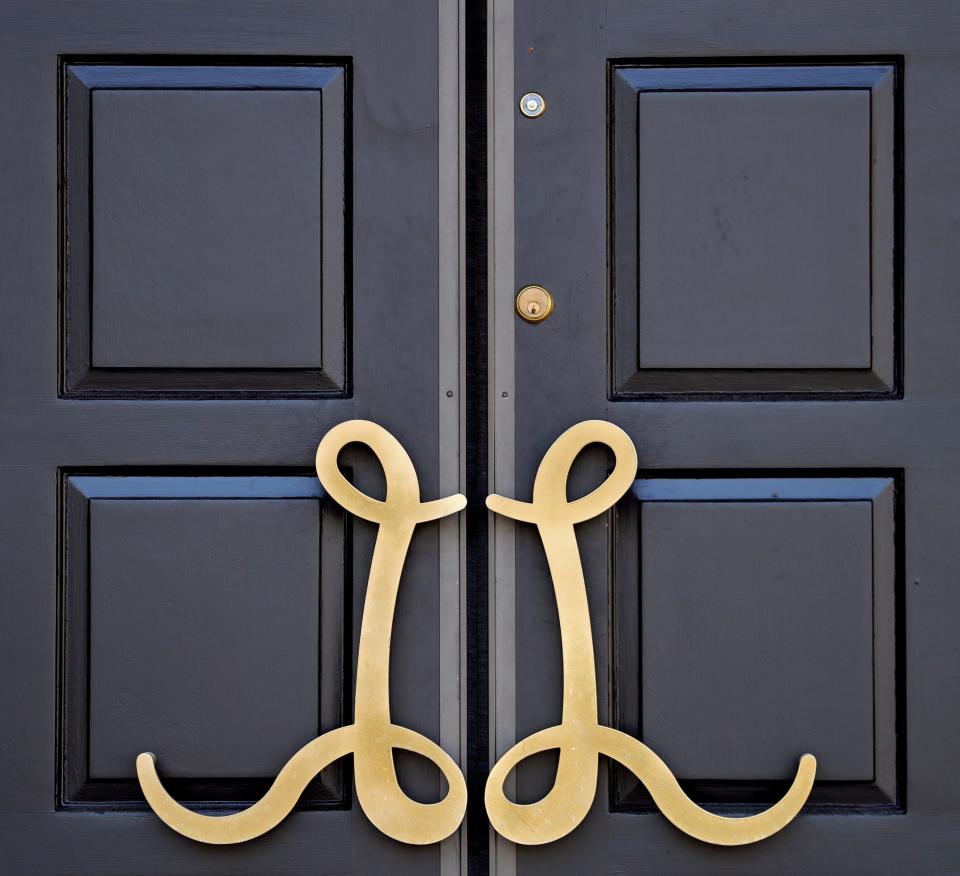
[63,64,347,395]
[611,63,897,396]
[615,477,898,809]
[60,476,345,809]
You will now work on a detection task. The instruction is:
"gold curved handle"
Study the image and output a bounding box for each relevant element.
[137,420,467,846]
[485,419,816,846]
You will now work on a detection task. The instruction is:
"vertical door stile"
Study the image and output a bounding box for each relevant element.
[489,0,517,872]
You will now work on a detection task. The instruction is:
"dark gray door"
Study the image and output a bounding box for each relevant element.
[492,1,960,873]
[0,3,462,874]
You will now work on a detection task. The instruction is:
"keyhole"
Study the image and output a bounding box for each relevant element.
[515,285,554,322]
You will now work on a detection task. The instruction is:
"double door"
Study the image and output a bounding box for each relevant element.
[2,2,960,874]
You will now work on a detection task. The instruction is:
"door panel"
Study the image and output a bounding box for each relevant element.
[615,477,898,808]
[61,477,346,808]
[0,2,461,874]
[493,1,960,873]
[611,63,896,395]
[63,64,347,392]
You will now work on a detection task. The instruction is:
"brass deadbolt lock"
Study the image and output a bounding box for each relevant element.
[516,285,554,323]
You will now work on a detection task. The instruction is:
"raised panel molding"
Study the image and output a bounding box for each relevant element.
[610,62,901,398]
[58,473,348,809]
[612,475,901,811]
[60,63,349,397]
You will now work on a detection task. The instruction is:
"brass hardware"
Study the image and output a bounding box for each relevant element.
[519,91,547,118]
[135,418,815,849]
[484,420,816,846]
[137,420,468,846]
[516,285,553,322]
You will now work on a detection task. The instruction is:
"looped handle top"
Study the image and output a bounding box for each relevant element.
[316,419,466,524]
[487,420,637,525]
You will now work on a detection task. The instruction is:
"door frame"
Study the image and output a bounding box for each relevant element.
[440,4,466,876]
[487,0,517,873]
